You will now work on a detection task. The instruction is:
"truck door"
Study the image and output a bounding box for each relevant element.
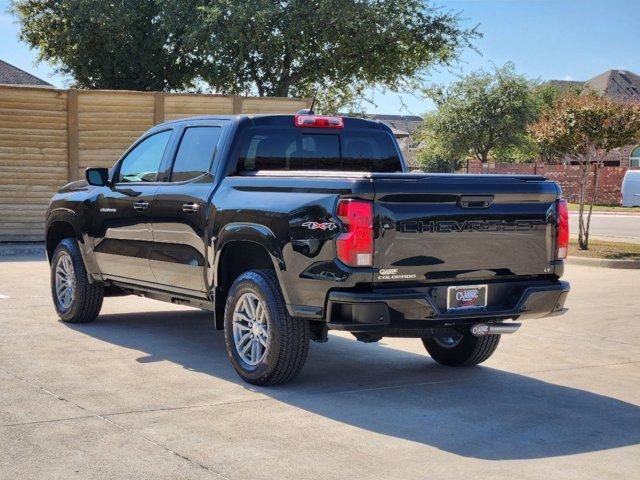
[93,129,173,283]
[150,125,223,292]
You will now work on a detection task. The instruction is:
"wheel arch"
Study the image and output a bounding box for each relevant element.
[213,223,288,329]
[45,209,82,263]
[45,209,100,281]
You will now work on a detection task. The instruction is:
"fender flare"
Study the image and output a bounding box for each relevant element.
[45,208,82,253]
[213,222,288,301]
[45,208,99,279]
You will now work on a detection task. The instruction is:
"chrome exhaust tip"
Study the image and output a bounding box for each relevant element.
[471,322,521,336]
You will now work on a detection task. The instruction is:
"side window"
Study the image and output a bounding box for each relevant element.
[170,127,222,182]
[630,146,640,168]
[118,130,172,183]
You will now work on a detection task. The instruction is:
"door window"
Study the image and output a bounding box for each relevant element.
[170,127,222,182]
[117,130,172,183]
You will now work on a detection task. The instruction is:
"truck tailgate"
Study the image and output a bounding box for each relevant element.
[373,174,560,284]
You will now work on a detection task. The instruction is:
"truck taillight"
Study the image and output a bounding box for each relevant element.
[336,199,373,267]
[556,199,569,260]
[294,114,344,129]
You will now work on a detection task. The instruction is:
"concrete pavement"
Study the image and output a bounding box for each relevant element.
[1,259,639,479]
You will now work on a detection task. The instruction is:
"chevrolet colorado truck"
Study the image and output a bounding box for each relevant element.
[46,113,570,385]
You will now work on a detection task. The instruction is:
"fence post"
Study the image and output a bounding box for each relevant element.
[67,89,79,182]
[233,95,243,114]
[154,92,165,125]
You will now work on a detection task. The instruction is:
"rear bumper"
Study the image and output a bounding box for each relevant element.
[325,279,569,335]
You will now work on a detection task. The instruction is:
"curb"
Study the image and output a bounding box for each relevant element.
[566,256,640,269]
[0,243,46,258]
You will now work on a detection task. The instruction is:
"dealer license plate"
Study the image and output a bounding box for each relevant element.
[447,285,488,311]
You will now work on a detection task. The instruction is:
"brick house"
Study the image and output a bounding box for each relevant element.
[549,69,640,168]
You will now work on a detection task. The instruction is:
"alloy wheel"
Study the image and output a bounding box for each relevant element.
[55,252,76,310]
[433,333,464,349]
[232,292,269,366]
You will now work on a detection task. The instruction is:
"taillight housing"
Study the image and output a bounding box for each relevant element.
[556,199,569,260]
[294,114,344,129]
[336,199,374,267]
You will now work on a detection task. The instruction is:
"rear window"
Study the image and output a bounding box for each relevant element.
[171,126,221,182]
[237,127,402,172]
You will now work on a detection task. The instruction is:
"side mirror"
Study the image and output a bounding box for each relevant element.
[85,167,110,187]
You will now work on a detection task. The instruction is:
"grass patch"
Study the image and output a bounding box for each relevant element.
[569,238,640,260]
[567,203,638,213]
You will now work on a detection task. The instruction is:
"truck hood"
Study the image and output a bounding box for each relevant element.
[58,179,91,193]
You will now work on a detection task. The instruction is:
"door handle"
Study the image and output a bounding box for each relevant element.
[182,202,200,213]
[133,200,149,211]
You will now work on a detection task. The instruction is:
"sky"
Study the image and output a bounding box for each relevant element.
[1,0,639,115]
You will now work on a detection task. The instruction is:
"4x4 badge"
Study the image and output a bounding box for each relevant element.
[301,221,337,231]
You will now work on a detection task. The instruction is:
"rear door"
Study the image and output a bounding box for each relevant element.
[150,123,224,292]
[372,174,559,284]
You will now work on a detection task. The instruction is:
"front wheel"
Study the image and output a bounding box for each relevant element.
[50,238,104,323]
[422,332,500,367]
[224,269,309,385]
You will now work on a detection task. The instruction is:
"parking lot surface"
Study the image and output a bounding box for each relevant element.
[1,259,639,479]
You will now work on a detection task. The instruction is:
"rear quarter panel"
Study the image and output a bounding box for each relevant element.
[211,175,375,315]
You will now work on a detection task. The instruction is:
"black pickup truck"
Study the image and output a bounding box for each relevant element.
[46,113,570,385]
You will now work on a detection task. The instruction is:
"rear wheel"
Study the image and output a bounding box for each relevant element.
[50,238,104,323]
[422,332,500,367]
[224,269,309,385]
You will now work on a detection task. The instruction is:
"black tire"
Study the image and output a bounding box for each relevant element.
[422,332,500,367]
[50,238,104,323]
[224,269,309,385]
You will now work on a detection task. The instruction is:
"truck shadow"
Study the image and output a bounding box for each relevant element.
[67,309,640,461]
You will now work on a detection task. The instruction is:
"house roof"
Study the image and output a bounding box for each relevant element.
[355,114,423,136]
[583,70,640,102]
[0,59,53,87]
[547,69,640,103]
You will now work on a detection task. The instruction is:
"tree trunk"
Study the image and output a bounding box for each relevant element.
[584,162,601,250]
[577,147,603,251]
[577,158,590,250]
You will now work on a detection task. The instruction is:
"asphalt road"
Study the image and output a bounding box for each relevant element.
[1,259,639,479]
[570,212,640,244]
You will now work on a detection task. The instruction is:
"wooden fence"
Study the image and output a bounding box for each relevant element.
[0,85,310,242]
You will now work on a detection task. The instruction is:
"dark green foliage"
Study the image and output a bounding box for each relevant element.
[12,0,478,108]
[12,0,197,90]
[423,63,537,163]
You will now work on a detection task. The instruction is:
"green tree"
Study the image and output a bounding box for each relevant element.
[189,0,477,108]
[12,0,196,91]
[12,0,478,108]
[415,112,466,172]
[416,139,464,173]
[492,83,565,163]
[424,63,537,163]
[530,93,640,249]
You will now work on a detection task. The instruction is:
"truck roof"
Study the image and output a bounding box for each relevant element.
[153,114,392,132]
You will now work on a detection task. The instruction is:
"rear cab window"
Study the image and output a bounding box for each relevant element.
[237,120,403,173]
[170,126,222,182]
